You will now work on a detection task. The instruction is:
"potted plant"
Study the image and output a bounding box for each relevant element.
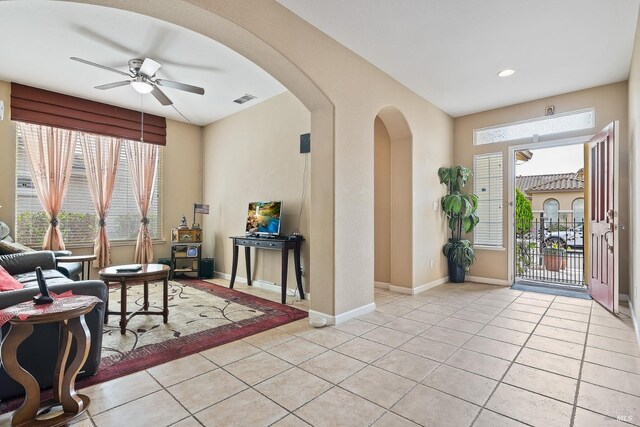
[438,166,479,283]
[543,242,567,272]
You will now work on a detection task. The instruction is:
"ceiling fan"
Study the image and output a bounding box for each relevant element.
[70,56,205,107]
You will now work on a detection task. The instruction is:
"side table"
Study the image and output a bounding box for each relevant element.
[0,295,101,427]
[56,254,97,280]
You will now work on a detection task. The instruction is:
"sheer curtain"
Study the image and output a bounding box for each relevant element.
[79,133,121,268]
[125,140,158,263]
[18,122,75,250]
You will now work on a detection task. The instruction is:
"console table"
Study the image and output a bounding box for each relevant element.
[229,236,305,304]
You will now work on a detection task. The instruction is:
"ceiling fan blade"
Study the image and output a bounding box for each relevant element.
[151,86,173,106]
[70,57,131,77]
[155,79,205,95]
[140,58,162,77]
[95,81,131,90]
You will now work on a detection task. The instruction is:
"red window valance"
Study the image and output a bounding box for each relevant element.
[11,83,167,146]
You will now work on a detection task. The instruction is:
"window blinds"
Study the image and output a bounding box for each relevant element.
[474,152,503,247]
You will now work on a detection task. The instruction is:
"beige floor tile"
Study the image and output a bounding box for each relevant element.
[508,302,547,315]
[581,362,640,397]
[266,337,327,365]
[371,411,419,426]
[477,325,529,346]
[550,302,591,314]
[224,351,292,385]
[84,370,161,416]
[295,387,386,427]
[534,324,586,344]
[539,315,588,332]
[168,369,247,414]
[584,346,640,375]
[334,336,394,363]
[516,347,581,378]
[463,335,521,361]
[521,292,556,301]
[546,308,590,322]
[503,363,577,403]
[588,334,640,357]
[276,319,316,337]
[255,367,332,411]
[437,317,485,334]
[489,316,536,333]
[486,383,572,427]
[402,309,448,325]
[391,384,480,426]
[573,408,630,427]
[590,313,635,330]
[69,419,93,427]
[589,323,638,342]
[416,303,458,316]
[474,409,528,427]
[334,319,378,336]
[195,388,288,427]
[302,327,355,349]
[382,318,431,335]
[578,382,640,425]
[376,303,414,317]
[449,308,495,324]
[200,339,261,366]
[499,309,543,323]
[92,390,188,427]
[419,325,473,347]
[340,365,416,408]
[473,298,510,309]
[147,353,217,387]
[299,350,367,383]
[525,335,584,359]
[357,311,398,325]
[463,303,504,316]
[373,349,440,382]
[445,349,511,380]
[243,328,297,349]
[423,364,497,406]
[361,326,414,347]
[516,297,552,308]
[555,295,592,306]
[399,336,458,362]
[271,414,311,427]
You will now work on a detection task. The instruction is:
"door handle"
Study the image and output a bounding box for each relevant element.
[604,230,614,252]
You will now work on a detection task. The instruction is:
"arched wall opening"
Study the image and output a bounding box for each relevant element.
[375,106,413,290]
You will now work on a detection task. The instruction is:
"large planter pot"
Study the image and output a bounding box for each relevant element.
[544,254,564,272]
[447,258,466,283]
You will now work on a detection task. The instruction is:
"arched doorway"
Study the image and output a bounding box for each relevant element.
[374,107,413,291]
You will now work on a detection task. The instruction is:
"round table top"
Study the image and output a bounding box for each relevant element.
[0,295,102,326]
[56,254,97,262]
[98,263,170,279]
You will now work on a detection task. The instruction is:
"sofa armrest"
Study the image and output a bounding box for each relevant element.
[0,251,57,275]
[52,250,73,258]
[0,280,107,310]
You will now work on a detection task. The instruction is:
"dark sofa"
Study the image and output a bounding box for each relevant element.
[0,251,107,400]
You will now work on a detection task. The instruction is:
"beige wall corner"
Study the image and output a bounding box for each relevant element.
[0,81,15,230]
[628,10,640,324]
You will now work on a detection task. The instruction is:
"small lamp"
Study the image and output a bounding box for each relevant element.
[192,203,210,229]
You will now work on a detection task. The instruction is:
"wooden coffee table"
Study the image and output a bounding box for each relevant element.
[98,264,170,335]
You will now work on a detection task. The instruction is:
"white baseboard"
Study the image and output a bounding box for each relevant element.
[374,281,390,289]
[309,302,376,326]
[620,293,630,302]
[628,299,640,349]
[466,275,510,286]
[374,277,448,295]
[413,277,449,294]
[213,271,310,300]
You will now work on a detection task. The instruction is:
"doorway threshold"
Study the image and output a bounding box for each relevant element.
[512,280,591,300]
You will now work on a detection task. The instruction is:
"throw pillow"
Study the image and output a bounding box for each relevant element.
[0,266,24,291]
[0,241,36,255]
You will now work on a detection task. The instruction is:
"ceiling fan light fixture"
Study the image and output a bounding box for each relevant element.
[497,69,516,77]
[131,78,153,94]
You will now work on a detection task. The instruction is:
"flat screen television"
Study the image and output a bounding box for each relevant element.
[246,201,282,236]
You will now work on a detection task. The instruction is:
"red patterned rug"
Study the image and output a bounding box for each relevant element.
[0,279,307,413]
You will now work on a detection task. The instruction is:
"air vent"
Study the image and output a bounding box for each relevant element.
[233,94,257,104]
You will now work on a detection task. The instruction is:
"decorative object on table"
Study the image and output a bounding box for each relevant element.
[33,267,54,305]
[192,203,210,229]
[438,166,479,283]
[178,215,189,229]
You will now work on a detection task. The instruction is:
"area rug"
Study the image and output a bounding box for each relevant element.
[0,279,307,413]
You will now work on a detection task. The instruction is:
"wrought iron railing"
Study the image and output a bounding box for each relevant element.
[515,215,585,287]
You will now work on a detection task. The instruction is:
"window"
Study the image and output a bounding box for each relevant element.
[572,198,584,224]
[474,152,503,247]
[16,129,162,247]
[543,199,559,222]
[473,108,595,145]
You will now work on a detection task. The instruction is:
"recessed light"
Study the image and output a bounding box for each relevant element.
[497,69,516,77]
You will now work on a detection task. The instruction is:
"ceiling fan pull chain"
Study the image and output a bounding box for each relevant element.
[140,94,144,143]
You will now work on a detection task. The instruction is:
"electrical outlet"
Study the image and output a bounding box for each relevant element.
[430,259,434,268]
[433,201,439,211]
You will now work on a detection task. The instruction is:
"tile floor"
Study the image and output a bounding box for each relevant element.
[2,281,640,426]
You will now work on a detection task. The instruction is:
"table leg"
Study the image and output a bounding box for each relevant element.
[163,275,169,323]
[58,316,91,414]
[245,246,252,286]
[143,280,149,310]
[294,244,305,300]
[281,249,289,304]
[1,323,40,426]
[104,281,110,324]
[120,278,127,335]
[230,243,239,288]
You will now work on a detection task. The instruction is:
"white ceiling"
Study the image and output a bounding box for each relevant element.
[278,0,640,117]
[0,1,286,126]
